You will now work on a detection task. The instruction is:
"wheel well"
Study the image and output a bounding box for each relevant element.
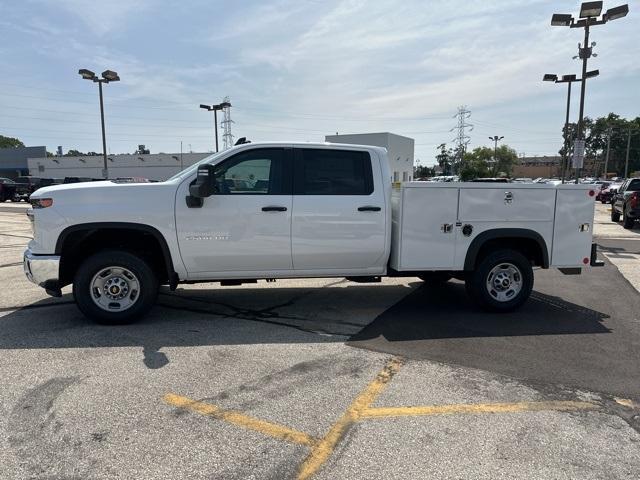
[58,226,173,286]
[466,236,547,271]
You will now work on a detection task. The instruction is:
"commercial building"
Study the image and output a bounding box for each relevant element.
[0,146,46,179]
[325,132,414,182]
[27,153,210,181]
[511,156,562,178]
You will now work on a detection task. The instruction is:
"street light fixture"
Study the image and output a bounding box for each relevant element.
[550,2,628,182]
[200,101,232,152]
[78,68,121,179]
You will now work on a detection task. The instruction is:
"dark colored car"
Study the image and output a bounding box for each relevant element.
[0,177,18,202]
[13,176,56,201]
[597,183,622,204]
[63,177,95,184]
[470,177,510,183]
[612,178,640,229]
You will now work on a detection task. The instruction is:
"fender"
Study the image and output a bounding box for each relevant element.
[464,228,549,271]
[55,222,177,288]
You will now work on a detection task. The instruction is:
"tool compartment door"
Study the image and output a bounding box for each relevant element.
[551,187,595,267]
[392,185,459,270]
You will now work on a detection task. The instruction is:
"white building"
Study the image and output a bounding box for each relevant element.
[325,132,414,182]
[27,153,210,181]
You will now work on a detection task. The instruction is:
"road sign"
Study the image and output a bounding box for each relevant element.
[572,140,585,169]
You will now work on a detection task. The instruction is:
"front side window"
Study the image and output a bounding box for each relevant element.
[214,148,285,194]
[296,149,373,195]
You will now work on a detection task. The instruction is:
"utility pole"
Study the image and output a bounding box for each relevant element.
[603,127,612,179]
[625,126,631,178]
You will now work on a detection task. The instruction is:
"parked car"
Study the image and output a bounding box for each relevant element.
[24,141,601,324]
[470,178,510,183]
[0,177,18,202]
[597,183,622,204]
[63,177,95,184]
[611,178,640,228]
[13,177,56,201]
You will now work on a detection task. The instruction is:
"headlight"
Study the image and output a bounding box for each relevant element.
[30,198,53,209]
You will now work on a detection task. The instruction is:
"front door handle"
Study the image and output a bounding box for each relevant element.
[261,206,287,212]
[358,206,381,212]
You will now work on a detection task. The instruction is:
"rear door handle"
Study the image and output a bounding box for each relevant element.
[358,206,381,212]
[261,206,287,212]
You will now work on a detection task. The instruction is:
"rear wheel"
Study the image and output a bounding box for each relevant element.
[466,249,533,312]
[73,250,158,324]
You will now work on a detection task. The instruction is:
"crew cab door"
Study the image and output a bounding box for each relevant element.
[175,147,293,276]
[291,148,387,273]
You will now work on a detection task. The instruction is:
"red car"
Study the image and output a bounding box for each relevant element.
[597,183,622,204]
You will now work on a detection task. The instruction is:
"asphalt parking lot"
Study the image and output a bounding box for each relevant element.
[1,202,639,479]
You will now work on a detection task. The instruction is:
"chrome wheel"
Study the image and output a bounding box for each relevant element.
[90,266,140,312]
[486,263,522,303]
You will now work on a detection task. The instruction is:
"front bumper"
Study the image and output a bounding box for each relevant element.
[23,248,61,294]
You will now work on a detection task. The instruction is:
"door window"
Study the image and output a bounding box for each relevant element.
[214,148,286,194]
[295,149,373,195]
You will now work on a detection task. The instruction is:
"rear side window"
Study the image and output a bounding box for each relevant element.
[296,149,373,195]
[627,179,640,191]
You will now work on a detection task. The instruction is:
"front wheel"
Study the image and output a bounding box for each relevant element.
[73,250,158,324]
[466,249,533,312]
[611,210,621,222]
[623,209,635,229]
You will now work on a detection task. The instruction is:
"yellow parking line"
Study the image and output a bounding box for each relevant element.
[296,357,404,480]
[360,400,597,419]
[163,393,317,446]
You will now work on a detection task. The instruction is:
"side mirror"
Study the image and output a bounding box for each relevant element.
[189,164,216,198]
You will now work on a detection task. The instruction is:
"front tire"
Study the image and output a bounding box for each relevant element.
[623,209,635,229]
[73,250,158,324]
[611,210,621,222]
[466,249,533,312]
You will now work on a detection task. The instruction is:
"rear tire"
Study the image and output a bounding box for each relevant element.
[611,210,621,222]
[73,250,158,324]
[465,249,533,312]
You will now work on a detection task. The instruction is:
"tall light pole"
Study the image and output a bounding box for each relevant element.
[488,135,504,176]
[543,72,598,182]
[551,2,628,183]
[78,69,120,179]
[200,101,231,152]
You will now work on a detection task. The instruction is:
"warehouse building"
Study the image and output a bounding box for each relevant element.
[27,152,210,181]
[325,132,414,182]
[1,146,46,179]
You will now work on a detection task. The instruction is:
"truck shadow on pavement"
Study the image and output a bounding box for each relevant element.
[350,281,610,344]
[0,280,610,371]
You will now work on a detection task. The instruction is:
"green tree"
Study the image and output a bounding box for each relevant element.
[0,135,25,148]
[558,114,640,177]
[64,149,86,156]
[435,143,454,175]
[458,145,518,180]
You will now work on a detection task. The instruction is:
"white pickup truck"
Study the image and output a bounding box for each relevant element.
[23,142,602,324]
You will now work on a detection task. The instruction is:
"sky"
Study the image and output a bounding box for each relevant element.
[0,0,638,166]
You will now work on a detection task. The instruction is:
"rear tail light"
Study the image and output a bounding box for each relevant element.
[30,198,53,209]
[630,192,639,209]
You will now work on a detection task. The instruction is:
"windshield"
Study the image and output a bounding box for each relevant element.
[165,151,226,182]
